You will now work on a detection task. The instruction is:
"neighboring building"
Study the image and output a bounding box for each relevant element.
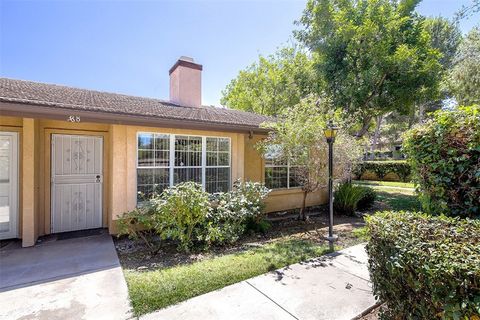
[0,57,327,247]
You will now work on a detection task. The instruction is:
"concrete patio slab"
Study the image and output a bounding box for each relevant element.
[142,244,376,320]
[0,232,120,290]
[0,233,131,320]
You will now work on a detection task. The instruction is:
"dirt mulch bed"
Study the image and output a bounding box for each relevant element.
[114,211,365,271]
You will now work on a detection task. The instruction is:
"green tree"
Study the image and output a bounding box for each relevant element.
[424,17,462,70]
[448,27,480,105]
[295,0,442,137]
[259,95,361,219]
[221,46,319,116]
[411,17,461,123]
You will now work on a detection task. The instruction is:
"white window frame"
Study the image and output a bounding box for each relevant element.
[264,145,302,190]
[136,132,231,203]
[172,135,204,187]
[205,136,232,193]
[136,133,171,199]
[265,160,301,190]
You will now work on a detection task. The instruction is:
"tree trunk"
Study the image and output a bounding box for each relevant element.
[355,115,373,138]
[370,114,383,153]
[418,103,425,123]
[299,191,308,221]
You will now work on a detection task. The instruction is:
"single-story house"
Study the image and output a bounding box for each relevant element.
[0,56,327,247]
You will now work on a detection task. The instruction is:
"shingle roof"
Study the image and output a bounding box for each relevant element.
[0,78,273,131]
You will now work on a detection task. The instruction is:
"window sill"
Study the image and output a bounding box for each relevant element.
[269,187,304,196]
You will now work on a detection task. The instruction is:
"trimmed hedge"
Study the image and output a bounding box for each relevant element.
[403,105,480,217]
[353,160,411,182]
[366,211,480,320]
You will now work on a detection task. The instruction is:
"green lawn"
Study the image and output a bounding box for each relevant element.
[124,239,330,316]
[353,180,420,211]
[353,180,414,189]
[374,186,421,211]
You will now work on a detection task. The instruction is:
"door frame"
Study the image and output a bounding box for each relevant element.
[0,131,19,239]
[43,129,109,234]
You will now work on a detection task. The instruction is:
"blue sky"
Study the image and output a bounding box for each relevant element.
[1,0,479,106]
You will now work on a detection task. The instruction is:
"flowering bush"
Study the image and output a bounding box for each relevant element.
[118,182,210,252]
[207,181,270,244]
[117,181,270,251]
[211,181,270,221]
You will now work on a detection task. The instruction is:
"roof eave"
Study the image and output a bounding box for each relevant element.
[0,100,271,134]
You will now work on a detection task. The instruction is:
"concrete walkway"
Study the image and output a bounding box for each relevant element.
[142,244,376,320]
[0,232,131,320]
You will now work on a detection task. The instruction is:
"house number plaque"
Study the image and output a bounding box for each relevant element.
[67,116,81,123]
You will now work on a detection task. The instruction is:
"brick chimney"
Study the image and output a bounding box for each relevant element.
[169,56,202,107]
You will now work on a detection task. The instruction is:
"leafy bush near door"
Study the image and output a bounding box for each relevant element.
[117,182,210,252]
[117,181,270,252]
[403,105,480,217]
[366,211,480,320]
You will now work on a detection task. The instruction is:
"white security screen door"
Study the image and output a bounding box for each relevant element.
[0,132,19,240]
[51,134,103,233]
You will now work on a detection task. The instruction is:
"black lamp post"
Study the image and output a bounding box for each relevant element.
[324,120,338,251]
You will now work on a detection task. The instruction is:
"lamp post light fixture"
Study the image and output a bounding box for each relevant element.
[324,120,339,251]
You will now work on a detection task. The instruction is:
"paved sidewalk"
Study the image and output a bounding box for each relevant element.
[0,233,132,320]
[142,244,376,320]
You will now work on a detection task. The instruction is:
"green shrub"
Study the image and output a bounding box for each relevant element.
[366,211,480,320]
[403,105,480,217]
[333,183,367,215]
[155,182,211,251]
[208,181,270,244]
[118,181,270,251]
[118,182,211,252]
[245,218,271,234]
[353,160,412,182]
[357,187,376,210]
[117,204,162,254]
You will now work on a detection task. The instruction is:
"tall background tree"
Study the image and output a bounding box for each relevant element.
[294,0,442,138]
[221,46,319,116]
[448,27,480,105]
[415,17,462,121]
[424,17,462,71]
[370,17,462,152]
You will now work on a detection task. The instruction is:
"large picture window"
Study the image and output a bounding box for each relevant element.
[264,146,302,190]
[137,133,231,201]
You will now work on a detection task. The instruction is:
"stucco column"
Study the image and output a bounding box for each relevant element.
[22,118,37,247]
[109,124,128,233]
[235,133,245,182]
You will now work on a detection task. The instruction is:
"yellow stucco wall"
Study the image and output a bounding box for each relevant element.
[1,117,327,244]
